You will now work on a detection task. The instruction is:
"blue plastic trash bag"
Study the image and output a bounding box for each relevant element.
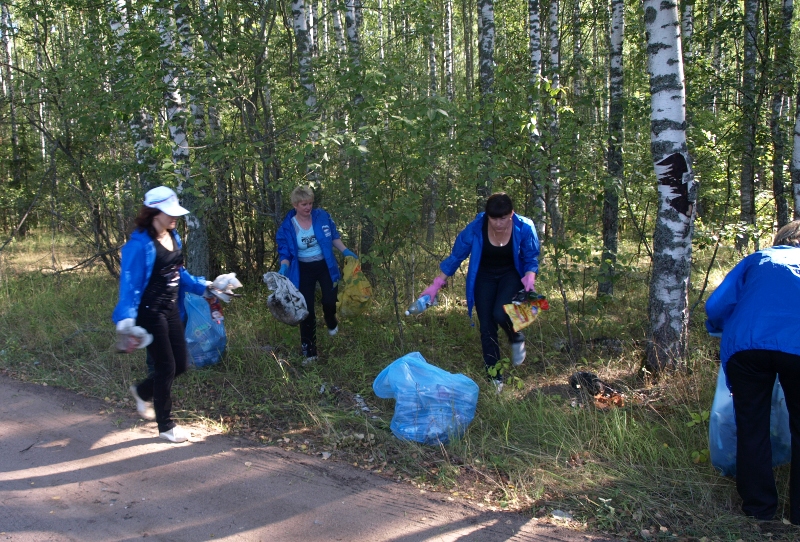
[709,364,791,476]
[373,352,479,445]
[184,293,227,367]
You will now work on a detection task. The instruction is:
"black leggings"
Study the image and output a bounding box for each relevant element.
[135,301,188,433]
[298,260,338,358]
[727,349,800,524]
[473,266,524,373]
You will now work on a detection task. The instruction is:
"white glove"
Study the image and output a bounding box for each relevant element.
[115,319,153,351]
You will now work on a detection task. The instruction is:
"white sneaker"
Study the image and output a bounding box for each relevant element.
[492,379,504,394]
[328,326,338,336]
[129,385,155,420]
[302,356,318,366]
[159,426,189,443]
[511,340,526,366]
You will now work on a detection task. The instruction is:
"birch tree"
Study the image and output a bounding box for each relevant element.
[476,0,495,206]
[291,0,320,187]
[599,0,624,297]
[546,0,563,238]
[770,0,792,228]
[642,0,697,371]
[528,0,546,238]
[793,83,800,218]
[738,0,759,248]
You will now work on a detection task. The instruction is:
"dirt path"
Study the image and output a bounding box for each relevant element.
[0,375,614,541]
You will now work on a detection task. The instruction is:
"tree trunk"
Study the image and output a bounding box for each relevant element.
[528,0,546,239]
[462,0,474,103]
[599,0,624,297]
[546,0,563,239]
[738,0,759,249]
[642,0,697,372]
[770,0,792,228]
[291,0,320,188]
[476,0,495,209]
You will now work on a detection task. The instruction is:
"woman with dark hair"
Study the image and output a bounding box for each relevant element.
[276,185,357,364]
[112,186,211,443]
[706,220,800,524]
[420,193,540,392]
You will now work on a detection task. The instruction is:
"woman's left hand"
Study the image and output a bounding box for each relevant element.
[342,249,358,259]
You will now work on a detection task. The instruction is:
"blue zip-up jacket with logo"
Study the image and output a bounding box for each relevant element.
[705,245,800,385]
[440,212,540,318]
[276,208,342,288]
[112,229,208,324]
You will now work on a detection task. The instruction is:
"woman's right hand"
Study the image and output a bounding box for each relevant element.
[279,263,289,276]
[420,276,446,299]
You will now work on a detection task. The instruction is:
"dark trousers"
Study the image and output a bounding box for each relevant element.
[726,349,800,524]
[135,301,188,433]
[298,260,338,358]
[473,266,524,375]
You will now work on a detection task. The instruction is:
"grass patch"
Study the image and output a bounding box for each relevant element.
[0,231,797,541]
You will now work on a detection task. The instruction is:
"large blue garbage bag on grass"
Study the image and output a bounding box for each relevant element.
[373,352,479,445]
[184,293,227,367]
[709,365,791,476]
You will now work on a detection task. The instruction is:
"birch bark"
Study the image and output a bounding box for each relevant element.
[642,0,697,371]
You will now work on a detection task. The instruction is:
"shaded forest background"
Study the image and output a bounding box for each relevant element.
[0,0,798,360]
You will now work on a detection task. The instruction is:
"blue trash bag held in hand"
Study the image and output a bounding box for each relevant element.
[708,365,791,477]
[373,352,479,445]
[184,293,227,367]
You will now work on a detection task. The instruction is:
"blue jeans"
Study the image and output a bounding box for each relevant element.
[473,266,524,377]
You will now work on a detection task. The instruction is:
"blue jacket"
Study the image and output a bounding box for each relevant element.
[276,208,342,288]
[440,212,540,318]
[705,245,800,380]
[112,228,208,324]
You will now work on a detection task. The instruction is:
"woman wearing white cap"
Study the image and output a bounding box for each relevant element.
[112,186,211,443]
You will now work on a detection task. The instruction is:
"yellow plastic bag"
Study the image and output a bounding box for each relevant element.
[503,295,549,333]
[336,256,372,318]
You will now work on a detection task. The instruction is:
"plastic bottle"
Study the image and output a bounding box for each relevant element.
[405,294,432,316]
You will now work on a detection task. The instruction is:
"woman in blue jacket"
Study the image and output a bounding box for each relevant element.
[705,220,800,525]
[420,193,540,391]
[112,186,210,443]
[276,186,357,364]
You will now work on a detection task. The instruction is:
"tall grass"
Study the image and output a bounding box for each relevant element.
[0,231,796,540]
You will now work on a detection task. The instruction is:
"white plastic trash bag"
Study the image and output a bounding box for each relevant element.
[263,272,309,325]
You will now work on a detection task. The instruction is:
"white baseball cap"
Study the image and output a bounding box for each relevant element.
[143,186,189,217]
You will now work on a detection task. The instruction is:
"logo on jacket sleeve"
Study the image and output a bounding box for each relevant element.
[322,225,332,237]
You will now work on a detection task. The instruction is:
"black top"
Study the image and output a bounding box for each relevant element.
[140,239,183,308]
[480,216,515,270]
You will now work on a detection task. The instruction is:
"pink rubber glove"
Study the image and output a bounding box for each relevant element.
[420,276,447,299]
[521,273,536,292]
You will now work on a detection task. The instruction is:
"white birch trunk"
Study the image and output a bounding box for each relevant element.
[477,0,495,205]
[330,0,347,57]
[599,0,624,297]
[291,0,320,187]
[770,0,792,227]
[642,0,697,371]
[528,0,546,238]
[174,0,209,276]
[445,0,454,102]
[793,86,800,219]
[546,0,563,238]
[681,0,694,55]
[739,0,759,248]
[1,2,19,190]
